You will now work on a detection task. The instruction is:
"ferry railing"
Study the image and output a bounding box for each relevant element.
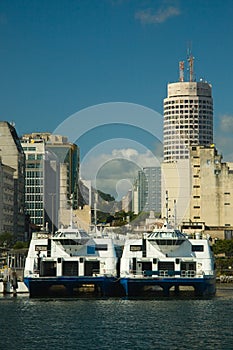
[124,269,215,279]
[92,268,116,277]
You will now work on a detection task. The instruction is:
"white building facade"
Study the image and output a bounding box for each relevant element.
[163,78,213,162]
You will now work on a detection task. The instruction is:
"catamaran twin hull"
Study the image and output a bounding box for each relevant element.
[24,276,125,298]
[24,274,215,298]
[119,276,216,297]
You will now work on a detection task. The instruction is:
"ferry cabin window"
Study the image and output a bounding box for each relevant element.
[87,246,95,254]
[192,245,204,252]
[95,244,108,251]
[87,244,108,254]
[130,245,142,252]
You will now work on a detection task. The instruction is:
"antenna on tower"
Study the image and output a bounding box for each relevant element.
[179,61,185,82]
[187,42,195,82]
[188,54,194,82]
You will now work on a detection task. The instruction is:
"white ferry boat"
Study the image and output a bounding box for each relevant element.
[120,222,216,297]
[24,223,123,297]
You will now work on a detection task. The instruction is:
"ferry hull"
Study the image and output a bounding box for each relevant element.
[120,276,216,297]
[24,276,124,298]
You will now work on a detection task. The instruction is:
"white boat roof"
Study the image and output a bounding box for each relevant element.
[146,222,187,241]
[52,225,90,239]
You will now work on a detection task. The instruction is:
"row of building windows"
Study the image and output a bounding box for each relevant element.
[164,111,213,116]
[26,163,43,169]
[164,105,213,111]
[164,138,212,146]
[26,194,43,201]
[27,209,43,217]
[25,186,43,194]
[26,202,44,209]
[164,130,212,136]
[164,99,212,105]
[164,150,189,155]
[26,179,43,186]
[26,171,43,178]
[164,115,213,122]
[27,154,43,160]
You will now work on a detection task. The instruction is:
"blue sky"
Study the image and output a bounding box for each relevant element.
[0,0,233,196]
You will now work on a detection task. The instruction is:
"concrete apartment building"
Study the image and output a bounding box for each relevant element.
[0,159,15,234]
[181,145,233,239]
[0,122,25,240]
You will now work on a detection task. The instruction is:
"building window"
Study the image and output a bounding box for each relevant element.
[192,245,204,252]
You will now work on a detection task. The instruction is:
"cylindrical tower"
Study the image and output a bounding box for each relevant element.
[163,74,213,162]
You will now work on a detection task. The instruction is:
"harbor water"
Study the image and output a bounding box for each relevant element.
[0,285,233,350]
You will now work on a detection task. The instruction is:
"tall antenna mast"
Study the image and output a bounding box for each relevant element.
[179,61,185,82]
[188,54,194,82]
[187,43,195,82]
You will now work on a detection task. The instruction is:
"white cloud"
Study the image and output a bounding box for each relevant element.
[215,135,233,162]
[81,148,160,179]
[80,148,161,198]
[219,114,233,133]
[135,6,180,24]
[215,114,233,161]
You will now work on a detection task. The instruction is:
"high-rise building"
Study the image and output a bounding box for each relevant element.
[20,133,79,232]
[0,122,25,240]
[137,167,161,213]
[20,134,60,232]
[163,55,213,162]
[162,54,214,224]
[46,134,79,209]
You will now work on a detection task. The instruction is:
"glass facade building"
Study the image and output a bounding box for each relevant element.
[138,167,161,213]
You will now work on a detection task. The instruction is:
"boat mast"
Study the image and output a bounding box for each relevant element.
[94,192,97,227]
[174,199,177,228]
[70,194,73,228]
[165,190,169,224]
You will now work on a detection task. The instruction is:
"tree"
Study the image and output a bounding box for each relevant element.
[213,239,233,257]
[13,241,29,250]
[0,232,14,248]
